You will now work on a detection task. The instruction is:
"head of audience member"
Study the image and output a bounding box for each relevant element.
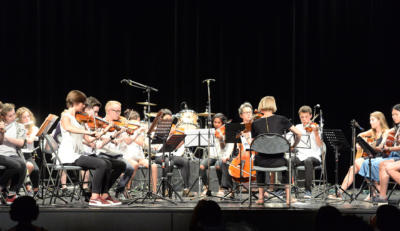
[65,90,87,112]
[341,215,372,231]
[105,101,122,121]
[315,205,341,231]
[85,96,102,117]
[189,199,224,231]
[212,113,227,129]
[238,102,253,124]
[298,105,312,126]
[373,204,400,231]
[9,196,39,224]
[1,103,16,125]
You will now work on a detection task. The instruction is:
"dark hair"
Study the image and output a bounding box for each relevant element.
[124,109,140,120]
[85,96,102,109]
[392,104,400,112]
[66,90,87,108]
[376,205,400,231]
[9,196,39,222]
[212,113,227,124]
[189,199,223,231]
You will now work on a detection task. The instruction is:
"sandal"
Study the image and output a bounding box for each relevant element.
[256,199,264,205]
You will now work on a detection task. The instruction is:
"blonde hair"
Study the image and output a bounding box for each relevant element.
[258,96,277,113]
[370,111,389,138]
[16,107,36,135]
[105,100,121,112]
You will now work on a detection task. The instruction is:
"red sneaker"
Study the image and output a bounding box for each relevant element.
[88,198,112,207]
[105,196,122,206]
[6,194,17,205]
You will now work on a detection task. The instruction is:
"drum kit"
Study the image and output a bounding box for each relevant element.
[136,101,216,160]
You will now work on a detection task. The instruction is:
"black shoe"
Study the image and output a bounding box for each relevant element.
[83,188,91,202]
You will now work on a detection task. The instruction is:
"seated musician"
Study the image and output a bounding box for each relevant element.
[371,104,400,203]
[58,90,123,206]
[292,106,323,199]
[0,103,27,205]
[337,111,388,199]
[94,100,132,202]
[200,113,234,197]
[153,108,194,197]
[16,107,40,197]
[251,96,301,205]
[119,109,158,199]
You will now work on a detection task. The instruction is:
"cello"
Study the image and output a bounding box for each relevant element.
[228,123,256,182]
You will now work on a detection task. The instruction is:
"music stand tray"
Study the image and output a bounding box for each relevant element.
[225,123,244,144]
[158,134,186,153]
[184,128,215,148]
[356,136,379,158]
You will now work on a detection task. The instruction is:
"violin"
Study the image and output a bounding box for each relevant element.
[253,109,264,120]
[75,112,109,130]
[304,122,319,133]
[215,125,226,140]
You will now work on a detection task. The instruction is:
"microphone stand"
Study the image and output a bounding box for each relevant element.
[122,79,160,202]
[205,79,213,196]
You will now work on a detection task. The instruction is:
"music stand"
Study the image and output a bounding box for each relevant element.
[156,134,186,202]
[224,123,252,200]
[130,116,174,204]
[36,114,59,205]
[352,136,380,202]
[314,129,352,201]
[185,129,215,198]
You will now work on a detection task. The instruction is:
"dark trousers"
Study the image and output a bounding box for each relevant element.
[292,156,320,191]
[155,155,191,188]
[0,155,26,192]
[254,154,288,186]
[200,158,232,190]
[98,154,126,194]
[75,155,112,194]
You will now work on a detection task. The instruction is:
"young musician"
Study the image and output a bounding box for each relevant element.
[200,113,234,197]
[292,106,323,199]
[153,109,194,197]
[58,90,122,206]
[251,96,301,205]
[337,111,388,199]
[119,109,158,199]
[16,107,40,197]
[372,105,400,203]
[0,103,27,204]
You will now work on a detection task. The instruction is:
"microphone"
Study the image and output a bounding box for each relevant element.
[202,79,216,84]
[314,104,320,108]
[351,119,364,131]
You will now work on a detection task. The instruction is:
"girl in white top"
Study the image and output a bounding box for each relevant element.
[16,107,40,196]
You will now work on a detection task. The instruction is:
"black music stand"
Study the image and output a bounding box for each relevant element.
[353,136,380,202]
[156,134,186,202]
[315,129,352,201]
[224,123,249,200]
[131,117,174,204]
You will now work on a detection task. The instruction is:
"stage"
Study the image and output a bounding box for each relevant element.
[1,188,396,231]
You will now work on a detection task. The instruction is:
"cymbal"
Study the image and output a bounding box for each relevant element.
[136,102,157,106]
[145,112,158,118]
[197,112,215,117]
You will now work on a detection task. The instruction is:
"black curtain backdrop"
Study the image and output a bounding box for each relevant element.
[1,0,400,183]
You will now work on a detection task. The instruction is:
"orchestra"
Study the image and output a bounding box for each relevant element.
[2,89,400,208]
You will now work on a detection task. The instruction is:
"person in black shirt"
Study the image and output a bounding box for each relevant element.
[251,96,301,205]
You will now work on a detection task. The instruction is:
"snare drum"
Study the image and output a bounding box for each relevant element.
[176,109,199,131]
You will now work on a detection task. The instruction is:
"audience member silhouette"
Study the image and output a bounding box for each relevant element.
[315,205,342,231]
[190,199,225,231]
[371,204,400,231]
[8,196,47,231]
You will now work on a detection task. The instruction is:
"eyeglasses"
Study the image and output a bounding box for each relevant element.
[111,109,121,113]
[242,111,253,114]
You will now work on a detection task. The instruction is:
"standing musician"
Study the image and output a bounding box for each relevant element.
[153,108,194,197]
[200,113,234,197]
[58,90,123,207]
[251,96,301,205]
[0,103,27,205]
[16,107,40,197]
[292,106,323,199]
[119,109,158,199]
[336,111,388,199]
[372,104,400,203]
